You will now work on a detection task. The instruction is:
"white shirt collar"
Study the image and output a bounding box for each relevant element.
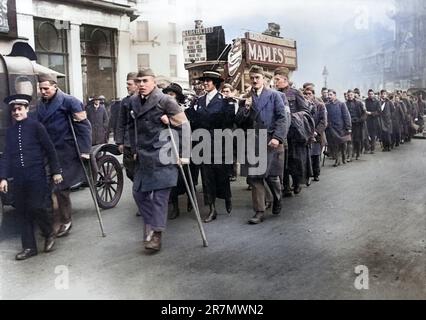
[252,86,264,97]
[207,89,217,99]
[206,89,218,105]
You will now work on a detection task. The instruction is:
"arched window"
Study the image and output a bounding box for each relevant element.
[80,25,116,104]
[34,18,69,92]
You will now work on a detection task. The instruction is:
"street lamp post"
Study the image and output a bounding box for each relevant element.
[322,66,329,88]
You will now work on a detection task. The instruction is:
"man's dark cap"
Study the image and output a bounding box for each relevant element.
[3,94,32,107]
[197,70,224,83]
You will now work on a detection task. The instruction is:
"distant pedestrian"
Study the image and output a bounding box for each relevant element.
[87,95,109,145]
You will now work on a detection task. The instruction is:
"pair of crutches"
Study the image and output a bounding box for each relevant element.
[129,110,208,247]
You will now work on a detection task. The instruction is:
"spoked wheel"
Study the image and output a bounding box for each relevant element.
[95,155,124,209]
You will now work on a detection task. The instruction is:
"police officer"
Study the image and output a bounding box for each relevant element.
[0,94,63,260]
[185,71,235,223]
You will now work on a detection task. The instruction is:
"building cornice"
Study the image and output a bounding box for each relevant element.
[48,0,139,21]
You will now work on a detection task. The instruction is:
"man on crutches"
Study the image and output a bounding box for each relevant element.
[37,74,92,238]
[128,68,196,252]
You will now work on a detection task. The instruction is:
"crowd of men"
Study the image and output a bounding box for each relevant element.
[1,65,424,259]
[110,65,425,252]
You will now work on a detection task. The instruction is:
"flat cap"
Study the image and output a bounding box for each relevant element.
[127,72,138,81]
[274,67,290,78]
[249,65,264,75]
[37,73,57,84]
[137,68,156,78]
[264,72,273,80]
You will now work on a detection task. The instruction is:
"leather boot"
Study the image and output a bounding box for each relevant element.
[56,222,72,238]
[145,231,162,251]
[143,225,154,246]
[204,204,217,223]
[248,212,265,224]
[168,199,180,220]
[225,198,232,214]
[16,248,38,260]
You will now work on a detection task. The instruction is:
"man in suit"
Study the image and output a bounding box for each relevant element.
[235,65,288,224]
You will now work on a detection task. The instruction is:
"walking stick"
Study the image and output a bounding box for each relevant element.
[68,116,106,237]
[166,122,208,247]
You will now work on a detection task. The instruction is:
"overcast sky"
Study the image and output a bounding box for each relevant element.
[179,0,397,90]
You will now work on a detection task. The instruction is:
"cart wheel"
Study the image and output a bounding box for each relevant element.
[95,154,124,209]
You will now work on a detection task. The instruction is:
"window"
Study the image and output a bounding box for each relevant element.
[168,22,177,43]
[169,54,177,77]
[80,25,117,103]
[34,18,69,92]
[137,21,149,42]
[138,54,150,69]
[168,0,176,5]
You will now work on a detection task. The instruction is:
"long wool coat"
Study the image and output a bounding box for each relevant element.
[86,104,109,145]
[128,88,184,193]
[365,97,381,139]
[346,99,367,143]
[36,90,92,190]
[235,87,288,179]
[185,91,235,203]
[325,99,352,147]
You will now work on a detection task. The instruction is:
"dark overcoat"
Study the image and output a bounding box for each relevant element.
[346,99,367,143]
[311,100,328,156]
[86,104,109,145]
[235,87,288,179]
[378,99,393,133]
[392,101,405,133]
[185,91,235,203]
[325,100,352,146]
[115,94,133,147]
[365,97,381,138]
[36,90,92,190]
[108,100,121,143]
[128,88,183,193]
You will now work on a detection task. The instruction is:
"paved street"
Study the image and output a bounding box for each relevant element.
[0,140,425,300]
